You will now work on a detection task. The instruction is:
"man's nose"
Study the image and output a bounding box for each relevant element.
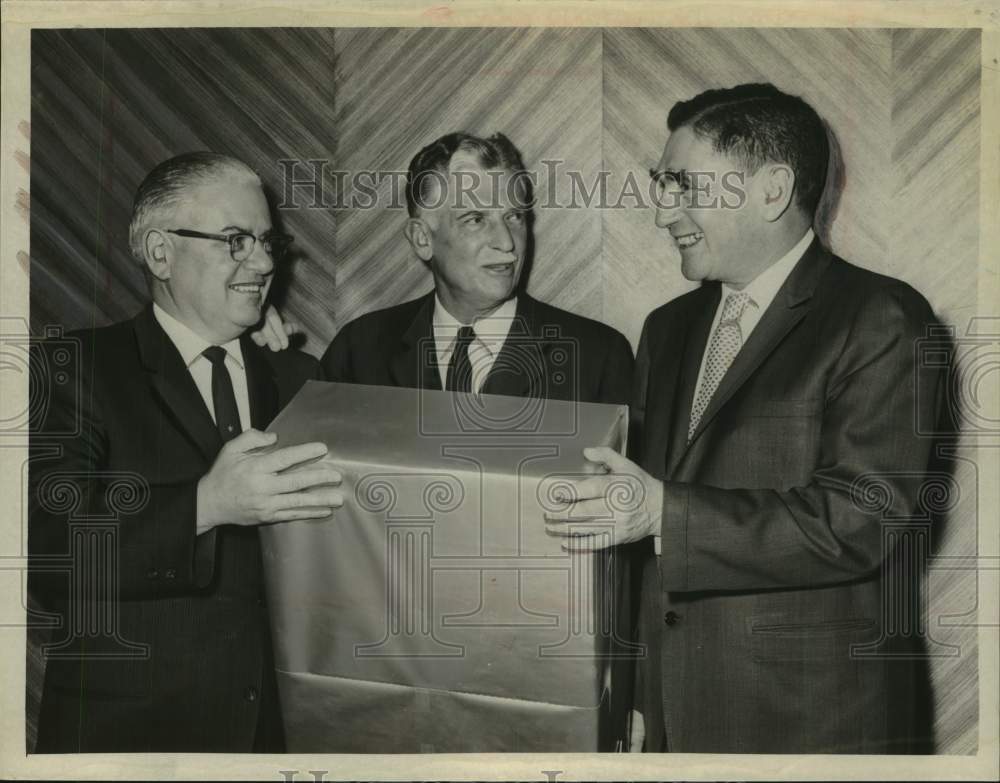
[243,238,275,275]
[654,182,685,229]
[491,219,515,253]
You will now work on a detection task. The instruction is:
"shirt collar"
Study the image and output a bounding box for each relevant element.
[722,228,814,310]
[432,295,518,355]
[152,303,244,370]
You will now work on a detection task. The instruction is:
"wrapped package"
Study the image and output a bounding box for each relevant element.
[260,381,630,752]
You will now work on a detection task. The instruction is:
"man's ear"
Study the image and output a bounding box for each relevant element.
[760,164,795,222]
[142,228,172,281]
[404,218,434,263]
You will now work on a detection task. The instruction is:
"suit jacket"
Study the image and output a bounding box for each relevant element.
[632,240,942,753]
[320,291,633,406]
[29,304,319,752]
[320,290,638,749]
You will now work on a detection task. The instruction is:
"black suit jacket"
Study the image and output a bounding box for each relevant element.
[320,291,633,406]
[29,305,319,752]
[320,290,637,749]
[632,240,942,753]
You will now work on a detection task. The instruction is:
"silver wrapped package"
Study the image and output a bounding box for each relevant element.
[260,381,630,752]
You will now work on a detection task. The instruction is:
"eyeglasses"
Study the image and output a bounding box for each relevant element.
[166,228,294,263]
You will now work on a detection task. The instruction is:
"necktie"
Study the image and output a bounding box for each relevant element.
[688,291,752,441]
[202,346,242,442]
[445,326,476,393]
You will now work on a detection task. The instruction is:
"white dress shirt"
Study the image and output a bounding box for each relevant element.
[153,303,252,432]
[690,228,815,414]
[654,229,815,556]
[432,295,518,394]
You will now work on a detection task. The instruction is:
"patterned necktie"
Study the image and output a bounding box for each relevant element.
[445,326,476,393]
[202,346,243,442]
[688,291,753,441]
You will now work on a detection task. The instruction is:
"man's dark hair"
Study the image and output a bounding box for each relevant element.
[405,131,533,217]
[128,151,260,263]
[668,83,830,215]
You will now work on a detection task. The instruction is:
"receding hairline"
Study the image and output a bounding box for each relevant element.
[128,156,264,264]
[414,160,530,221]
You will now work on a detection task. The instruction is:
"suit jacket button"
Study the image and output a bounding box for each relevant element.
[145,568,158,580]
[663,611,680,626]
[244,686,258,702]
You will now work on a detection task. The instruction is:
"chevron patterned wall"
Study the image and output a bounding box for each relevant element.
[28,27,981,754]
[602,27,980,755]
[891,27,982,757]
[328,27,605,334]
[30,28,339,345]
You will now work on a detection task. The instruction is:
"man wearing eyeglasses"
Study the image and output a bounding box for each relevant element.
[30,152,344,752]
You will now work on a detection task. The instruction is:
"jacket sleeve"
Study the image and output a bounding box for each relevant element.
[596,329,635,408]
[659,283,945,592]
[319,321,356,383]
[28,341,219,604]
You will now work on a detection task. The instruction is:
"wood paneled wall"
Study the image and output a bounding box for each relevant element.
[330,28,604,332]
[29,27,981,754]
[30,28,339,343]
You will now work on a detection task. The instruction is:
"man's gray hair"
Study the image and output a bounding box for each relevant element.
[128,151,260,264]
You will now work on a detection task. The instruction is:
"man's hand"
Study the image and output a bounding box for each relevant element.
[196,429,343,534]
[544,446,662,551]
[250,304,301,351]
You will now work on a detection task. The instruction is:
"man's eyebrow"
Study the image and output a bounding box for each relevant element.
[649,167,685,183]
[219,224,254,234]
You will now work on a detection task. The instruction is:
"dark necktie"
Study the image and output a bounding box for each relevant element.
[445,326,476,393]
[202,346,243,442]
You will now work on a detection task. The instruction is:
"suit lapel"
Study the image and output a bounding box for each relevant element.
[664,286,719,478]
[240,336,279,429]
[685,239,832,447]
[480,295,536,398]
[389,292,440,390]
[133,305,221,461]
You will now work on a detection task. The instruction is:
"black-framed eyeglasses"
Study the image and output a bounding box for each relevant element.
[166,229,294,263]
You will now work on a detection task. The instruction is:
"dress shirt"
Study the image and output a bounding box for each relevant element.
[654,228,815,556]
[690,228,815,412]
[433,295,518,394]
[153,303,252,433]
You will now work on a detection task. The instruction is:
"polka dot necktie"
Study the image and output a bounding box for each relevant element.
[688,291,753,441]
[202,346,242,442]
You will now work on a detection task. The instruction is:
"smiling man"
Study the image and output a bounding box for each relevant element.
[545,84,943,753]
[30,152,345,752]
[321,132,633,406]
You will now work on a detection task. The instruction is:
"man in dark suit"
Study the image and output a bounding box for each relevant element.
[546,84,942,753]
[319,132,636,749]
[29,152,344,752]
[320,131,633,407]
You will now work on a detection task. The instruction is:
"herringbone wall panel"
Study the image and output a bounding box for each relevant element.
[602,27,892,347]
[602,27,980,755]
[329,28,604,332]
[30,28,339,349]
[891,28,982,757]
[27,26,982,755]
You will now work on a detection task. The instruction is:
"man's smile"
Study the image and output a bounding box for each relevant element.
[673,231,704,250]
[229,281,266,295]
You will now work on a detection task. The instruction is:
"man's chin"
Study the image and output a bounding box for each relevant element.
[679,257,708,283]
[230,306,266,333]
